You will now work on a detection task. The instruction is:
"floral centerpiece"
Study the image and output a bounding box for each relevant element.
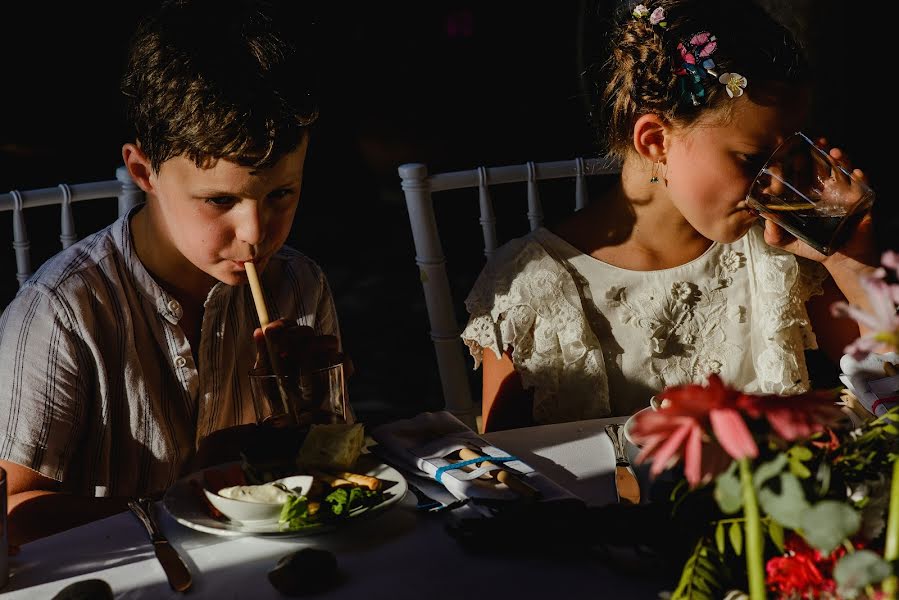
[631,252,899,599]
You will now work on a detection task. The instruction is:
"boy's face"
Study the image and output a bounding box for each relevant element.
[145,138,308,288]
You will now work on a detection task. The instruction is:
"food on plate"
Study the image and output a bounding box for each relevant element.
[295,423,365,471]
[268,548,339,596]
[309,468,382,491]
[217,483,293,504]
[199,438,386,530]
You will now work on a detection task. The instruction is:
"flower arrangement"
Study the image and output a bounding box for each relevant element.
[631,252,899,599]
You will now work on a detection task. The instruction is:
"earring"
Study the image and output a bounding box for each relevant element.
[649,160,662,184]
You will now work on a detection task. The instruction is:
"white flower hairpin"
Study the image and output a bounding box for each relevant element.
[719,73,748,98]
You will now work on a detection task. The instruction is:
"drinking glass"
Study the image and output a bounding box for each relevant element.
[249,362,352,427]
[745,132,875,256]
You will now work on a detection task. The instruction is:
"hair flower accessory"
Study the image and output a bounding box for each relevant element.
[649,7,667,27]
[675,32,719,105]
[719,72,748,98]
[632,4,649,18]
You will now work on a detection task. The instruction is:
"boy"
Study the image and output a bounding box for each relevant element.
[0,0,339,545]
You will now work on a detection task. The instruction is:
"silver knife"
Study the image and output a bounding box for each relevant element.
[128,497,193,592]
[604,424,641,504]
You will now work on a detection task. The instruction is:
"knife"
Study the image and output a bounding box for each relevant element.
[128,498,193,592]
[604,424,641,505]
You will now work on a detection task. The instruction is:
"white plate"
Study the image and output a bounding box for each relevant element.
[162,455,408,537]
[623,407,654,448]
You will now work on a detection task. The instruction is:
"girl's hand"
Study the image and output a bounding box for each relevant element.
[762,138,877,272]
[252,319,342,374]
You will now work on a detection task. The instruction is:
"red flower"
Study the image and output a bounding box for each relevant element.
[765,534,862,598]
[766,553,833,598]
[739,389,843,441]
[631,374,757,487]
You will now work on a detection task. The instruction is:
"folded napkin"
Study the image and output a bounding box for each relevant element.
[369,411,576,509]
[840,352,899,417]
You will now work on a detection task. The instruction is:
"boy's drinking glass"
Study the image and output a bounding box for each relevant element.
[249,362,351,427]
[746,132,874,256]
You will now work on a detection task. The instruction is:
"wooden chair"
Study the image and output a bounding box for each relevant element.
[398,156,620,429]
[0,166,144,288]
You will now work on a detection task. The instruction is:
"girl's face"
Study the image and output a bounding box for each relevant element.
[663,96,805,243]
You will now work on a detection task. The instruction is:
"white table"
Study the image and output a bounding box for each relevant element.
[3,417,666,599]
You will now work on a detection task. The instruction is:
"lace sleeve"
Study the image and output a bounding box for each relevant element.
[797,257,828,301]
[461,233,610,423]
[744,226,820,394]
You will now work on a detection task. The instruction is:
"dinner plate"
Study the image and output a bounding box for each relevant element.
[623,407,653,448]
[162,454,408,537]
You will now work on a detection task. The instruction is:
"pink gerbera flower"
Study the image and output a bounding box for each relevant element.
[630,374,757,487]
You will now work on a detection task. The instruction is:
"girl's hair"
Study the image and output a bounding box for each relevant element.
[121,0,319,173]
[598,0,806,159]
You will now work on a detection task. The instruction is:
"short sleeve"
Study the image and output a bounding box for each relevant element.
[461,232,611,423]
[797,257,828,302]
[0,284,88,481]
[743,226,821,394]
[315,270,342,348]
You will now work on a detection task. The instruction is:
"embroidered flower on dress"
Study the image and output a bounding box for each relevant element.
[719,73,748,98]
[720,250,745,273]
[632,4,649,18]
[695,356,723,378]
[649,7,667,26]
[671,281,695,304]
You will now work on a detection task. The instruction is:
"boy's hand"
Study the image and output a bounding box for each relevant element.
[252,319,343,374]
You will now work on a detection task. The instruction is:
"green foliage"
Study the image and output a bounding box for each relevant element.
[671,537,728,600]
[767,519,785,553]
[728,522,742,556]
[834,550,892,598]
[714,462,742,514]
[786,446,813,479]
[800,501,861,555]
[757,471,809,530]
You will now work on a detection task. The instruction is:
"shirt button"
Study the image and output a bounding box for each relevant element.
[175,356,187,368]
[167,300,181,313]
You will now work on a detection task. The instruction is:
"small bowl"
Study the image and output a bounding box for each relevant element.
[204,475,313,523]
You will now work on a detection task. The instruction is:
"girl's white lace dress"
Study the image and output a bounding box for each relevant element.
[462,225,826,423]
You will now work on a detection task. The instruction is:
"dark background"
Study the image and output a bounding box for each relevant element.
[1,2,893,425]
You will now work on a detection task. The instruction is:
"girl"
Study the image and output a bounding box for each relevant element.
[462,0,877,432]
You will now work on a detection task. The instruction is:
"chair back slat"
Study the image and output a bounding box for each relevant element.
[526,161,543,231]
[116,166,144,217]
[477,167,497,260]
[398,155,621,426]
[1,167,144,288]
[574,157,587,210]
[59,184,77,249]
[399,163,476,426]
[10,191,32,285]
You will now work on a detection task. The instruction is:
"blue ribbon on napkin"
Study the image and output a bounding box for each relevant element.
[434,455,519,484]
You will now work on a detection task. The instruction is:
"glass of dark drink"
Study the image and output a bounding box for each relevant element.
[249,362,352,428]
[746,132,874,256]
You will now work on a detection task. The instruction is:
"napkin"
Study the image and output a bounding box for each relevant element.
[840,352,899,417]
[369,411,576,509]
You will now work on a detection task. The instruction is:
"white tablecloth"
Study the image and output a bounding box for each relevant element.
[2,417,665,599]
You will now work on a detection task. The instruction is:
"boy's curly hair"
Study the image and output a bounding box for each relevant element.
[121,0,318,172]
[597,0,806,159]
